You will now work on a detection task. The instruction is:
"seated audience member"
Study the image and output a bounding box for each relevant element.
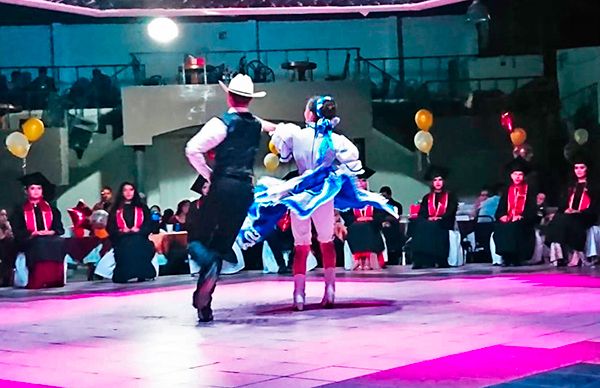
[107,182,156,283]
[344,168,385,270]
[411,165,458,269]
[546,152,598,266]
[10,173,66,289]
[493,158,537,267]
[378,186,404,264]
[471,188,490,219]
[93,186,113,211]
[266,211,295,274]
[149,205,162,234]
[160,208,175,232]
[170,200,191,232]
[0,209,15,287]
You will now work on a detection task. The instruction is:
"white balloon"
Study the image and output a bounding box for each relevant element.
[147,17,179,44]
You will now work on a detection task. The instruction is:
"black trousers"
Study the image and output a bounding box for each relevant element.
[266,228,294,269]
[189,175,254,256]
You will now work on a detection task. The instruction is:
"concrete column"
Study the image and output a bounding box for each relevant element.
[133,146,146,195]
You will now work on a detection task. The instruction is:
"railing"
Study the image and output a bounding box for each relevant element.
[130,47,361,84]
[0,62,145,119]
[560,82,599,127]
[424,76,540,100]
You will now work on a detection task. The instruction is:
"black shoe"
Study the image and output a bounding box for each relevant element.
[277,266,291,275]
[197,306,213,323]
[412,264,424,270]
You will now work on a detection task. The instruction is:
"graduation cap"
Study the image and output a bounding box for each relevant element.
[424,164,449,181]
[569,148,591,167]
[358,166,376,180]
[19,172,56,201]
[190,175,207,195]
[504,157,531,175]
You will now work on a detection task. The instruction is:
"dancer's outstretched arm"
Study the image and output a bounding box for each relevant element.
[257,117,277,133]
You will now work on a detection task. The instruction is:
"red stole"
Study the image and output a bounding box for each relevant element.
[116,206,144,231]
[568,184,591,211]
[507,184,528,220]
[23,200,53,233]
[354,206,374,222]
[427,192,448,218]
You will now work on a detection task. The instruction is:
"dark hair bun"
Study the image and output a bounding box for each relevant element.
[320,100,336,120]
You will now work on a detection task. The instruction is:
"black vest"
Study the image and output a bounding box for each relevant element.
[212,111,261,180]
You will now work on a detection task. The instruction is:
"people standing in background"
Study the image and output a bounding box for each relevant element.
[93,186,113,212]
[378,186,404,265]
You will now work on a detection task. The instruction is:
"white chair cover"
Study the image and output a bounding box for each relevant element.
[586,226,600,258]
[490,232,503,265]
[448,230,464,266]
[14,253,68,288]
[94,249,115,279]
[343,241,354,271]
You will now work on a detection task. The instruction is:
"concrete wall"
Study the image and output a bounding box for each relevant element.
[122,80,373,145]
[557,46,600,123]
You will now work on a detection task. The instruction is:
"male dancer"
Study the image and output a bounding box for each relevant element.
[185,74,273,322]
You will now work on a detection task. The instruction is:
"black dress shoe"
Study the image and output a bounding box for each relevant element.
[277,266,291,275]
[198,306,214,323]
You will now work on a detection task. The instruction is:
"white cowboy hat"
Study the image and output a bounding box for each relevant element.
[219,74,266,98]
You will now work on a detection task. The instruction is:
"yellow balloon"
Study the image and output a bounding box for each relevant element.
[5,132,30,159]
[268,140,279,155]
[414,130,434,154]
[263,153,279,171]
[22,118,45,142]
[415,109,433,131]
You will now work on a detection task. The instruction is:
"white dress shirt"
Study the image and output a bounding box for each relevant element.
[185,108,251,182]
[270,123,363,175]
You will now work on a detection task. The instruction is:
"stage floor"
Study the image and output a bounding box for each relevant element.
[1,264,600,387]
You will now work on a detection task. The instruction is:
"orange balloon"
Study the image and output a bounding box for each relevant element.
[510,128,527,146]
[22,118,45,142]
[268,140,278,155]
[415,109,433,131]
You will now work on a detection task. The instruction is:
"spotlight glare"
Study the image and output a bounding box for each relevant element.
[147,17,179,44]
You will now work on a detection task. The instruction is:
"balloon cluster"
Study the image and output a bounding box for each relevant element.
[67,200,110,239]
[263,140,280,172]
[5,118,45,160]
[413,109,434,154]
[67,201,92,238]
[500,112,533,161]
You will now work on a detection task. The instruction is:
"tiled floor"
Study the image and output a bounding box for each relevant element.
[1,265,600,387]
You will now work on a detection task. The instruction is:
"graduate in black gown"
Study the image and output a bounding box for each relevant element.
[107,182,156,283]
[411,165,458,269]
[546,151,598,266]
[344,168,386,270]
[493,158,537,266]
[10,173,66,288]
